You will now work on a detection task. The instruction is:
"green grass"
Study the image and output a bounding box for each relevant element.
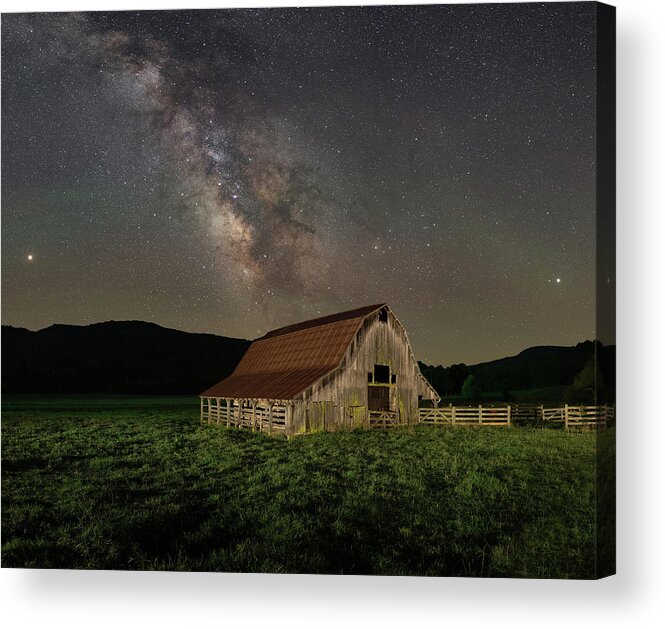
[1,396,599,577]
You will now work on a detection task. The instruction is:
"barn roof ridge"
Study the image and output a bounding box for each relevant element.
[259,303,387,340]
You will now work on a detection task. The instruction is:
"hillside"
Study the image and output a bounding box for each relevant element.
[2,321,614,401]
[1,321,250,395]
[419,341,615,403]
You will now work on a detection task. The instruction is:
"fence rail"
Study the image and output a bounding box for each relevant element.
[201,398,287,434]
[202,397,615,436]
[511,404,543,425]
[534,404,614,430]
[419,405,511,427]
[369,410,401,429]
[420,404,614,430]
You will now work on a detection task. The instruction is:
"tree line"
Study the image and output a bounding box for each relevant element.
[419,340,615,404]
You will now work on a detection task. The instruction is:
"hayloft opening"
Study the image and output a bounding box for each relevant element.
[374,364,390,383]
[379,308,388,323]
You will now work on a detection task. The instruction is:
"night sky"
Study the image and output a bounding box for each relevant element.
[1,4,597,365]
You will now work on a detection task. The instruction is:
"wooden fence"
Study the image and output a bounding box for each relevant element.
[202,397,614,435]
[542,404,613,431]
[510,404,543,425]
[420,404,614,430]
[419,405,512,427]
[369,410,401,429]
[201,398,287,434]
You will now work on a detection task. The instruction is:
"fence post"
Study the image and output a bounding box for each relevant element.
[507,405,511,428]
[564,404,569,431]
[479,404,483,425]
[452,406,456,425]
[286,403,293,436]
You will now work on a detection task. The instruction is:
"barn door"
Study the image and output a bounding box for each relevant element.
[368,386,390,411]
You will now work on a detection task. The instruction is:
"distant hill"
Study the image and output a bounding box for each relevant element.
[419,341,615,403]
[2,321,615,401]
[1,321,250,395]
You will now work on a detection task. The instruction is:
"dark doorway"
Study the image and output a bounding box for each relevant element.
[368,386,390,411]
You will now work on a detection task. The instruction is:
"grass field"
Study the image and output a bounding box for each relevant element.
[2,396,599,577]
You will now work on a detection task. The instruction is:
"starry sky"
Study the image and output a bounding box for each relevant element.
[1,3,598,365]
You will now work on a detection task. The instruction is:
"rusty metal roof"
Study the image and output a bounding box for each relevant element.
[259,304,387,339]
[201,304,386,400]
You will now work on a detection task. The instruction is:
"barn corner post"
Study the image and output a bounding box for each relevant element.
[283,403,291,438]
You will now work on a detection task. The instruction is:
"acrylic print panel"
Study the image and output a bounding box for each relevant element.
[0,3,615,578]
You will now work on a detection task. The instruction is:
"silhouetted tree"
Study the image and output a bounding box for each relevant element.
[448,363,469,394]
[461,374,481,400]
[566,358,606,404]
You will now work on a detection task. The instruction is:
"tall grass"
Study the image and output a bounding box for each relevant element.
[2,397,597,577]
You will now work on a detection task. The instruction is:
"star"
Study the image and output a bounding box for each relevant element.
[1,4,599,365]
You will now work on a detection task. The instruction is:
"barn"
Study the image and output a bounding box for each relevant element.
[200,304,439,436]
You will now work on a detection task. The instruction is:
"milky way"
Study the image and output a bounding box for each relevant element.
[2,5,599,364]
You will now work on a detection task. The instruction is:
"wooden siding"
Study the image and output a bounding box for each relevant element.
[292,307,437,434]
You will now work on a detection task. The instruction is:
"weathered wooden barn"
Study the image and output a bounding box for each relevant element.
[200,304,439,436]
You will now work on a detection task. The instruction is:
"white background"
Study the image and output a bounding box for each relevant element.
[1,1,663,627]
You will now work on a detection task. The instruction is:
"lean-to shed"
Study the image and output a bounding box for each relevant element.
[200,304,439,435]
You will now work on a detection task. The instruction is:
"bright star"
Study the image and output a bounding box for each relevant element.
[556,278,561,283]
[27,254,33,261]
